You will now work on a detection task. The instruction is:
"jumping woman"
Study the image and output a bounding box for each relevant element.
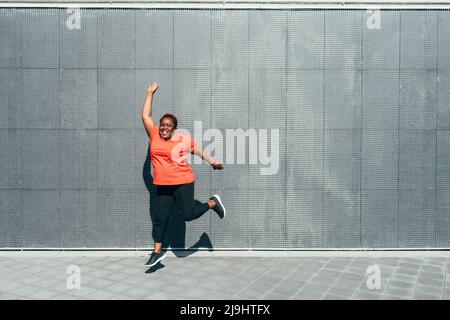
[142,82,226,267]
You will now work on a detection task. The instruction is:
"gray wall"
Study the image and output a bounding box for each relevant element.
[1,8,449,249]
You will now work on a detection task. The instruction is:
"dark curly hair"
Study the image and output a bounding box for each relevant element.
[160,113,178,129]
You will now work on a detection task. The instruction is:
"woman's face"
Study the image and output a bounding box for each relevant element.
[159,117,175,140]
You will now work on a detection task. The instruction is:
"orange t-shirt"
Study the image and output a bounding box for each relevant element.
[149,125,197,185]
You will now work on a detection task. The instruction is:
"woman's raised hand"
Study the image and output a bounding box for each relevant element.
[147,82,160,95]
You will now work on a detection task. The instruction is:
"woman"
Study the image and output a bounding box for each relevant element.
[142,82,226,267]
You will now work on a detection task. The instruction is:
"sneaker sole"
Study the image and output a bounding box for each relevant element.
[212,194,226,219]
[146,253,166,267]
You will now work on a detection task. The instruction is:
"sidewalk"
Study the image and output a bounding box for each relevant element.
[0,251,449,300]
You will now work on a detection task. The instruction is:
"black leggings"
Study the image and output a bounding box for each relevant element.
[152,182,210,243]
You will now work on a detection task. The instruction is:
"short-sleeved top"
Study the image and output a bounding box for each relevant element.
[149,125,197,185]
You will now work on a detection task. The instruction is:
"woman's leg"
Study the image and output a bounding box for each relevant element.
[174,182,211,222]
[152,185,176,252]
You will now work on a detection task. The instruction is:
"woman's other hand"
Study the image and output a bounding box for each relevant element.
[211,162,224,170]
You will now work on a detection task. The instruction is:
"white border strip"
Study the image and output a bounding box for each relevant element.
[1,1,450,8]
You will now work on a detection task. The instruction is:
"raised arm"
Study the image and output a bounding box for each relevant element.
[193,145,224,170]
[141,83,159,137]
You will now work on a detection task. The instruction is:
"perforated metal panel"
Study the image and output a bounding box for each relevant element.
[0,8,449,249]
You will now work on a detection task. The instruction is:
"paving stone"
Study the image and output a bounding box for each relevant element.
[358,278,389,292]
[152,273,184,284]
[287,271,314,282]
[271,283,300,297]
[89,278,116,289]
[351,290,382,300]
[32,277,62,289]
[388,279,416,289]
[349,261,375,270]
[385,286,414,298]
[190,280,220,291]
[86,269,113,278]
[9,285,45,297]
[419,271,444,280]
[322,294,348,300]
[316,269,342,279]
[103,282,134,294]
[259,258,283,268]
[309,275,339,287]
[258,274,286,285]
[297,265,322,274]
[197,290,233,300]
[330,258,354,266]
[327,285,356,298]
[65,287,98,298]
[234,288,266,300]
[299,283,329,294]
[423,258,446,265]
[124,286,152,299]
[322,263,348,272]
[108,294,135,300]
[84,290,116,300]
[376,258,400,266]
[279,278,306,289]
[414,284,443,295]
[27,289,59,300]
[399,258,422,264]
[417,276,443,288]
[0,293,23,300]
[378,265,396,274]
[0,259,21,267]
[144,291,170,299]
[48,294,77,300]
[421,265,444,273]
[103,263,129,272]
[398,262,421,269]
[26,265,52,274]
[18,276,44,286]
[235,272,264,283]
[412,291,442,300]
[344,266,369,275]
[218,280,249,295]
[381,294,407,300]
[293,288,325,300]
[122,276,150,286]
[244,266,270,277]
[161,284,189,295]
[394,267,420,277]
[263,292,290,300]
[301,261,326,269]
[336,279,365,290]
[0,281,25,292]
[9,262,35,271]
[391,273,418,283]
[281,259,306,269]
[36,269,63,279]
[339,272,366,282]
[247,280,278,293]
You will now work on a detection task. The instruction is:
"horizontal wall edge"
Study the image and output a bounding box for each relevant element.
[1,0,450,9]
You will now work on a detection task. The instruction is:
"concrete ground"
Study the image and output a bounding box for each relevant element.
[0,251,449,300]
